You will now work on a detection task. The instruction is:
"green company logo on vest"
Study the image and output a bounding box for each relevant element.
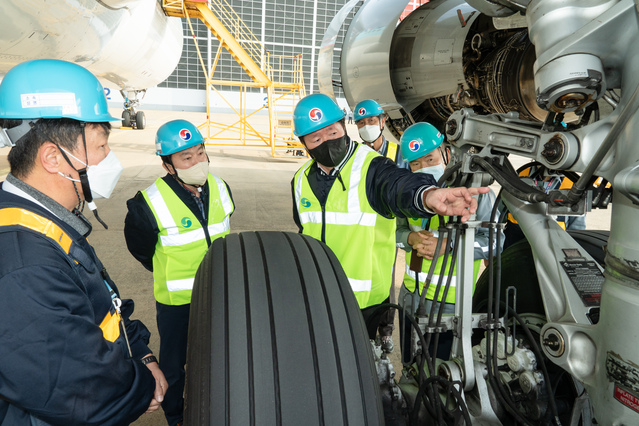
[301,198,311,208]
[181,217,193,228]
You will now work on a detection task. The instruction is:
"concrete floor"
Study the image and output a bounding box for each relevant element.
[0,109,611,425]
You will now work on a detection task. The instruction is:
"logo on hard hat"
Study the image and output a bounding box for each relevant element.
[309,108,323,122]
[179,129,192,141]
[358,107,366,116]
[409,140,421,152]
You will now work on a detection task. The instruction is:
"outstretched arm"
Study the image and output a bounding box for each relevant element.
[423,187,490,222]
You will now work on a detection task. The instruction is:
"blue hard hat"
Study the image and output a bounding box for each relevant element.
[354,99,385,122]
[156,119,205,156]
[400,122,445,163]
[293,93,345,137]
[0,59,118,122]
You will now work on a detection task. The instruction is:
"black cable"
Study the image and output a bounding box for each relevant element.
[412,375,472,425]
[431,220,462,359]
[484,313,535,425]
[471,157,548,203]
[506,307,563,426]
[438,161,462,188]
[365,303,439,420]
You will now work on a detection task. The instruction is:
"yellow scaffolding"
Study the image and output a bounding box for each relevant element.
[162,0,307,159]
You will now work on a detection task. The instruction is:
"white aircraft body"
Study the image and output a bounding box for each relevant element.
[0,0,183,126]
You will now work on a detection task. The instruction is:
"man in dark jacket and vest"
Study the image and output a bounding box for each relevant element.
[0,59,167,425]
[291,93,488,345]
[124,119,235,426]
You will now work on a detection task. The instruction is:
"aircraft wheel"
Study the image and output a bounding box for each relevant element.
[184,231,384,426]
[121,110,131,127]
[135,111,146,130]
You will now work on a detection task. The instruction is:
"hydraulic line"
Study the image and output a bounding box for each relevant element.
[472,156,548,203]
[431,220,462,360]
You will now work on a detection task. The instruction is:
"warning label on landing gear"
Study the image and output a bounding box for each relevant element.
[614,386,639,414]
[608,351,639,412]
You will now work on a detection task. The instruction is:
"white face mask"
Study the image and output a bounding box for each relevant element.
[175,160,209,186]
[415,164,446,183]
[59,149,123,199]
[358,124,382,144]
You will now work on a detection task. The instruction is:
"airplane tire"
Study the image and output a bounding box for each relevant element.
[135,111,146,130]
[184,231,384,426]
[473,230,609,316]
[121,110,131,127]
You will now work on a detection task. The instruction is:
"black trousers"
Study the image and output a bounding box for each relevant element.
[156,302,190,426]
[360,297,394,340]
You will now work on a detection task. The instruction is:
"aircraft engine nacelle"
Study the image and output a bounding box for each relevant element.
[331,0,559,139]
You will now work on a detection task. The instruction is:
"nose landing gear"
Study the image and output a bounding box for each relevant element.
[120,89,146,130]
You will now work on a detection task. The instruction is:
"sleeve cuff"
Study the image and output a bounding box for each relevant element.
[415,186,437,214]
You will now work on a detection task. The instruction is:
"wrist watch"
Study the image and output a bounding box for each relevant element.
[141,355,158,365]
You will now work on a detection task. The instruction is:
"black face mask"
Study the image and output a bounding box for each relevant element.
[307,135,348,167]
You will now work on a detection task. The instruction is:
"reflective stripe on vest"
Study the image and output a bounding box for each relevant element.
[294,144,395,308]
[403,215,481,303]
[143,174,234,305]
[0,207,120,341]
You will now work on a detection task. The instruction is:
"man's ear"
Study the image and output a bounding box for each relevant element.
[39,142,64,174]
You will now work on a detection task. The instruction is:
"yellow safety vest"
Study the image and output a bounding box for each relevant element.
[294,144,396,308]
[141,174,234,305]
[386,142,398,162]
[403,215,481,304]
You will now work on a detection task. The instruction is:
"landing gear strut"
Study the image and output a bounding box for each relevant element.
[120,89,146,130]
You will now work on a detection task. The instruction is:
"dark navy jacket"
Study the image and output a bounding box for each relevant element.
[0,183,155,425]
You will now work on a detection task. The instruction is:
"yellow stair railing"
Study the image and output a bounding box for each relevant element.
[162,0,307,159]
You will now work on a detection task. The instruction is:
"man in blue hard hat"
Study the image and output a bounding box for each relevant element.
[397,122,500,360]
[291,93,489,346]
[354,99,405,167]
[124,119,235,426]
[0,59,167,425]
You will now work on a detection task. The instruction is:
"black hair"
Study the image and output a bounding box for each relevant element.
[3,118,111,179]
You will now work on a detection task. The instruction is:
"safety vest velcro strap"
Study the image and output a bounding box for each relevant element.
[299,211,377,227]
[166,278,195,292]
[349,278,372,292]
[405,266,457,288]
[160,217,230,246]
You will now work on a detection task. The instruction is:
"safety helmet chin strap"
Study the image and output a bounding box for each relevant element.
[56,123,109,229]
